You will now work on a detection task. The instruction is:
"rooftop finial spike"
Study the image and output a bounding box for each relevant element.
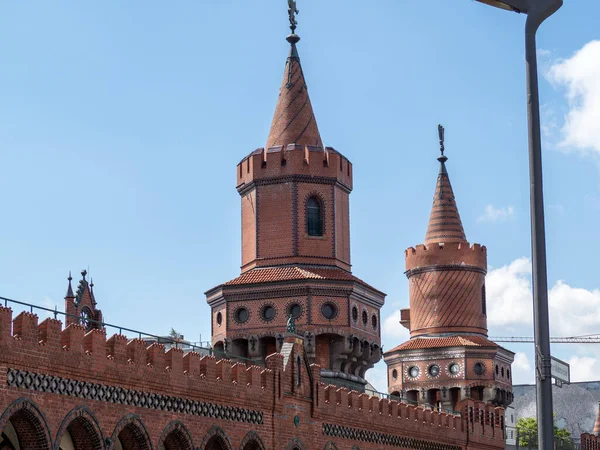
[65,271,75,299]
[287,0,299,34]
[81,269,87,281]
[437,124,448,165]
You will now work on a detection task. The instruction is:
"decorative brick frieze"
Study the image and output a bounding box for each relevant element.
[322,423,461,450]
[6,368,264,425]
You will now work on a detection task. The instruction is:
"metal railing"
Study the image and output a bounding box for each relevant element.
[0,295,255,364]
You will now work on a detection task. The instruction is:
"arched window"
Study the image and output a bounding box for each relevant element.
[306,196,323,236]
[481,285,487,316]
[296,355,301,387]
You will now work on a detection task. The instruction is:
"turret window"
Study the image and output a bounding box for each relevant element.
[306,196,323,236]
[482,285,487,316]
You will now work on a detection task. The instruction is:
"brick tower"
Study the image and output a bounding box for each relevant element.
[383,126,514,410]
[205,14,385,390]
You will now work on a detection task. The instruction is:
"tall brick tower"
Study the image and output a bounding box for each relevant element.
[205,11,385,391]
[383,126,514,410]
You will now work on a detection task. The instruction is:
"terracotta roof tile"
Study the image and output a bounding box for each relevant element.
[388,335,499,353]
[222,266,382,293]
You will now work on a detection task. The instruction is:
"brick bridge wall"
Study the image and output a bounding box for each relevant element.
[0,307,505,450]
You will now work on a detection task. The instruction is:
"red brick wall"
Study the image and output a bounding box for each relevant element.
[0,306,506,450]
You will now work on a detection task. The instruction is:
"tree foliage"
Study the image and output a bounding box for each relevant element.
[515,415,573,448]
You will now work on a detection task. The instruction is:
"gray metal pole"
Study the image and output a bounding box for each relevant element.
[524,1,562,448]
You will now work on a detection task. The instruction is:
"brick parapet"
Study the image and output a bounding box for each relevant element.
[237,145,352,193]
[0,307,505,449]
[581,433,600,449]
[405,242,487,273]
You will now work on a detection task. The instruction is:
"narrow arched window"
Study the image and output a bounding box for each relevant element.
[482,285,487,316]
[296,355,301,386]
[306,196,322,236]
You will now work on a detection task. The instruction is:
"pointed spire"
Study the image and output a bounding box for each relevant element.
[265,3,323,150]
[65,271,75,299]
[424,125,467,246]
[594,402,600,436]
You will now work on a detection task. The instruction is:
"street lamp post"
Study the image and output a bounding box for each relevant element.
[474,0,562,449]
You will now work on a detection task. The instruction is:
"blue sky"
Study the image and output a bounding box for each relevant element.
[1,1,600,392]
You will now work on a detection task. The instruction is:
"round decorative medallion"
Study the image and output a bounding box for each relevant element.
[261,304,276,322]
[407,366,420,379]
[473,362,486,376]
[288,303,302,319]
[216,311,223,326]
[427,364,440,378]
[80,307,92,331]
[234,307,249,324]
[321,302,337,320]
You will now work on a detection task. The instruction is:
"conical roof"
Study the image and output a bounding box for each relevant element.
[424,154,467,245]
[265,34,323,150]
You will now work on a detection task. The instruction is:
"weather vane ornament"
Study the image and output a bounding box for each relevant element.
[288,0,299,34]
[438,124,445,156]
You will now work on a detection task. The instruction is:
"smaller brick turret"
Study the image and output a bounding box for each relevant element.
[64,270,103,332]
[594,402,600,435]
[384,127,514,410]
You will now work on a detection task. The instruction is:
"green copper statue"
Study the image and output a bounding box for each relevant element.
[286,313,296,334]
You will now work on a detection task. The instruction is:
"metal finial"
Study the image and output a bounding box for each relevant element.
[287,0,299,34]
[90,278,94,289]
[81,269,87,280]
[68,271,72,282]
[438,124,445,156]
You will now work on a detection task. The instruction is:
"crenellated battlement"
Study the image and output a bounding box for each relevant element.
[0,309,272,405]
[0,305,507,449]
[315,383,505,446]
[581,433,600,449]
[236,145,353,193]
[405,241,487,273]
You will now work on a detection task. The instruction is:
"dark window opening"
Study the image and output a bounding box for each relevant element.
[362,310,368,325]
[289,303,302,319]
[482,285,487,316]
[321,303,337,319]
[371,314,378,329]
[351,306,358,322]
[281,158,287,166]
[307,196,323,236]
[216,311,223,326]
[296,355,301,386]
[261,305,275,321]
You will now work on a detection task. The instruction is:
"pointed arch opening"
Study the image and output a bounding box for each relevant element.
[306,196,323,236]
[110,415,152,450]
[200,427,232,450]
[0,398,52,450]
[158,421,193,450]
[55,406,104,450]
[238,431,266,450]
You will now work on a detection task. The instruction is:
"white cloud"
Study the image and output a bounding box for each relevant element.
[547,40,600,155]
[366,361,388,393]
[486,257,533,329]
[477,204,515,223]
[512,352,534,385]
[382,312,410,342]
[567,356,600,383]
